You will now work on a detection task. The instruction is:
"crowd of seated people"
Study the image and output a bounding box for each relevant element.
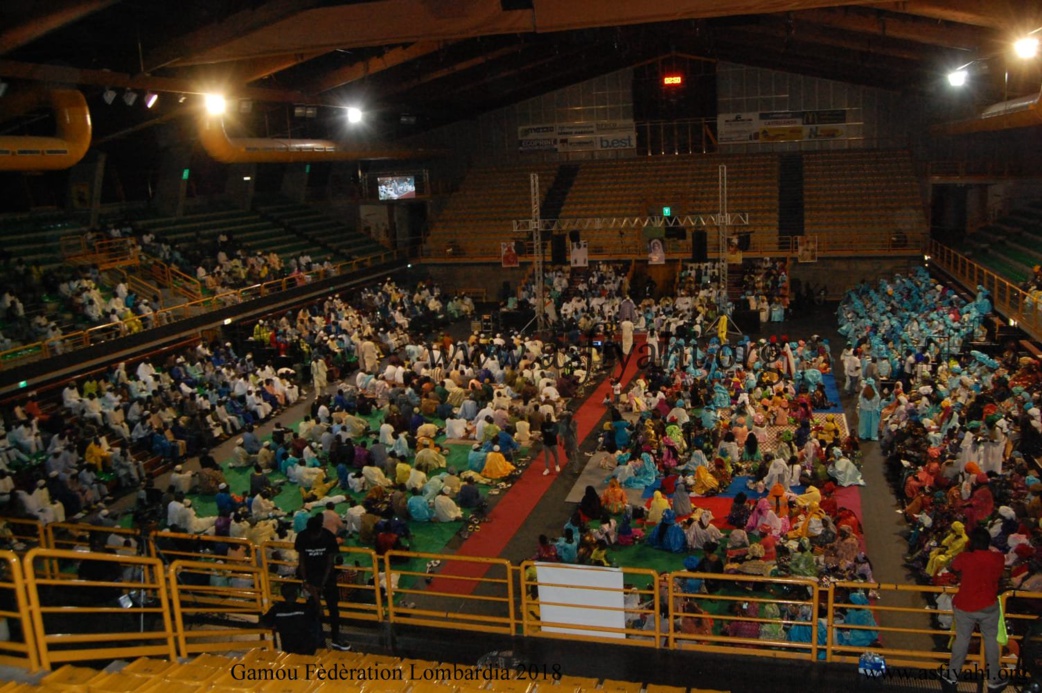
[738,258,789,323]
[838,271,1042,621]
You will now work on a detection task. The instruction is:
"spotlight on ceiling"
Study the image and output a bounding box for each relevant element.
[1015,36,1040,59]
[204,93,226,115]
[947,69,968,87]
[102,88,117,105]
[122,90,138,106]
[346,106,362,124]
[178,94,187,104]
[144,92,158,109]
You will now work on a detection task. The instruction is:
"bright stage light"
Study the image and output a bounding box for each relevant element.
[145,92,158,109]
[947,69,968,87]
[204,93,226,115]
[346,106,362,124]
[1014,36,1039,59]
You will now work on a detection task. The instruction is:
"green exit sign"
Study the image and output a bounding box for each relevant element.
[182,168,190,181]
[662,206,672,217]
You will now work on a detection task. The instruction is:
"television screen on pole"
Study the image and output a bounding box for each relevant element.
[377,175,416,200]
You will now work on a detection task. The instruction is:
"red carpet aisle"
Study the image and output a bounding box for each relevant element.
[429,337,647,595]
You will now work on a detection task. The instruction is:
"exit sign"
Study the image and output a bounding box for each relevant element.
[663,206,672,217]
[663,75,683,86]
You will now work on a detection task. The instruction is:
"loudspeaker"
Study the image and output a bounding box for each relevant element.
[551,234,567,265]
[731,308,761,334]
[568,230,581,244]
[501,0,533,9]
[737,233,751,251]
[691,230,708,262]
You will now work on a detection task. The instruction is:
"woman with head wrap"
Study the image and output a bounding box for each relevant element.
[646,508,686,553]
[672,478,693,518]
[693,464,720,496]
[759,602,787,642]
[727,492,752,529]
[647,490,671,525]
[988,506,1018,552]
[481,445,516,479]
[857,379,882,441]
[828,449,865,487]
[685,508,723,550]
[960,473,994,529]
[925,521,968,576]
[824,525,861,572]
[579,485,603,522]
[601,478,628,515]
[723,601,762,640]
[835,592,879,648]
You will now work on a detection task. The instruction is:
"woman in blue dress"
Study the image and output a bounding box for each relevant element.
[857,377,882,441]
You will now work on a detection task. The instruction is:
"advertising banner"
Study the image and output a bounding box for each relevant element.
[519,121,637,152]
[718,109,850,143]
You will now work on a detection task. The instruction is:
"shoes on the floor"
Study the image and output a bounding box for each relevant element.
[542,469,550,476]
[329,640,351,651]
[555,466,561,473]
[936,671,957,693]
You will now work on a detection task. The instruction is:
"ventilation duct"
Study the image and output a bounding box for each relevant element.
[932,92,1042,136]
[0,90,92,171]
[198,117,430,163]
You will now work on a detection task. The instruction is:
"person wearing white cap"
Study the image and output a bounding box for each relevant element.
[166,462,191,492]
[481,445,515,479]
[230,438,253,468]
[180,498,217,534]
[434,485,463,522]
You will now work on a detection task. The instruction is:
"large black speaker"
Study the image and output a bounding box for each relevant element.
[568,230,581,244]
[551,234,567,265]
[731,308,760,334]
[691,230,708,261]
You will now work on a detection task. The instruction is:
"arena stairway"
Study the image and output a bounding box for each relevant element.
[256,202,390,263]
[135,208,339,268]
[959,201,1042,285]
[8,651,726,693]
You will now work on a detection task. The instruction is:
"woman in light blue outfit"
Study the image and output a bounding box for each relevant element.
[857,378,881,441]
[835,592,879,647]
[622,452,657,489]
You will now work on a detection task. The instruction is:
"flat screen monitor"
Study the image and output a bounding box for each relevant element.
[377,175,415,200]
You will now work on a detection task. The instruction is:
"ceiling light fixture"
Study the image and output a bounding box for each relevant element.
[144,92,158,109]
[1014,36,1039,59]
[346,106,362,124]
[947,69,968,87]
[122,90,138,106]
[102,88,117,105]
[204,93,226,115]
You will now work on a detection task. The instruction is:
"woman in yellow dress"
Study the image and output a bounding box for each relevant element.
[481,445,516,479]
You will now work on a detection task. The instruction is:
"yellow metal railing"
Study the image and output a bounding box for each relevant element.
[150,531,255,567]
[262,541,385,624]
[2,517,45,554]
[23,547,176,670]
[520,561,659,647]
[61,236,141,271]
[0,551,38,670]
[167,559,271,658]
[0,249,400,371]
[0,527,1033,673]
[668,571,821,660]
[928,239,1042,344]
[388,551,515,636]
[824,580,976,670]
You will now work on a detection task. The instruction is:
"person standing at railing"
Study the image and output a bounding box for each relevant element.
[940,526,1008,693]
[295,514,350,651]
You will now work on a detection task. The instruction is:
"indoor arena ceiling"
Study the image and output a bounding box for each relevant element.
[1,0,1040,138]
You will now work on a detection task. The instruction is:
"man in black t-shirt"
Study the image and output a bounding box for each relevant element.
[294,514,349,649]
[262,583,322,655]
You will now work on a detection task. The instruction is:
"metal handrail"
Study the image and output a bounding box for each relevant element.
[0,249,400,371]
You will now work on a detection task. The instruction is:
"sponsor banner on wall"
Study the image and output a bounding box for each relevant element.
[718,110,849,143]
[518,121,637,152]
